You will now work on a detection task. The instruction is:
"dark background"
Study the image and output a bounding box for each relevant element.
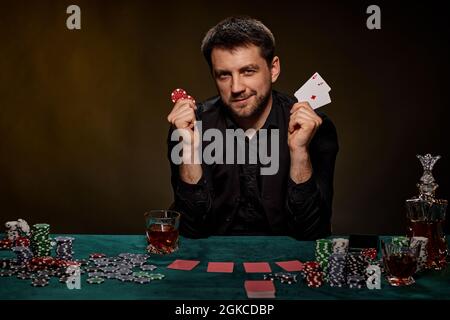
[0,0,449,235]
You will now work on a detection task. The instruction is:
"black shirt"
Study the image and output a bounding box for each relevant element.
[167,90,339,240]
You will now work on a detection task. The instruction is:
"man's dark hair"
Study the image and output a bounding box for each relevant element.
[200,16,276,69]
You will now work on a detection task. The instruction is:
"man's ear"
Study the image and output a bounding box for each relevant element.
[271,56,281,83]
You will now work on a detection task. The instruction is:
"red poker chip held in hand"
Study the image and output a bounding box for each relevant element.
[170,88,195,104]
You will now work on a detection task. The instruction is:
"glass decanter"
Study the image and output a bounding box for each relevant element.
[405,154,448,270]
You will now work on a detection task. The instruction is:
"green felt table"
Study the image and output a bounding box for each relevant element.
[1,235,449,300]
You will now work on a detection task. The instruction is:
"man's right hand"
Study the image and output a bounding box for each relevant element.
[167,98,200,151]
[167,98,203,184]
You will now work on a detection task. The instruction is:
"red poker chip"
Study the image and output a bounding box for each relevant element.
[171,88,188,103]
[185,95,195,104]
[0,239,13,249]
[304,261,321,273]
[15,237,30,247]
[90,253,106,259]
[361,248,377,260]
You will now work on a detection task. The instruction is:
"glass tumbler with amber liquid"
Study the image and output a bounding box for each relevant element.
[144,210,180,255]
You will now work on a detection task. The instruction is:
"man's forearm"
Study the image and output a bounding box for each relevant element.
[179,145,203,184]
[289,147,313,184]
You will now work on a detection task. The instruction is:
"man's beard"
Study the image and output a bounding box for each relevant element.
[224,87,272,121]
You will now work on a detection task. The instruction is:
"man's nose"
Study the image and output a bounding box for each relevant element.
[231,76,245,95]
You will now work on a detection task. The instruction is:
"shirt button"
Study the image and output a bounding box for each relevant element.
[225,218,231,222]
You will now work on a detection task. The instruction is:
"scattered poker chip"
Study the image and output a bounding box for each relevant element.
[133,271,150,278]
[88,272,105,278]
[140,264,157,271]
[171,88,188,103]
[89,253,106,259]
[85,266,100,273]
[118,253,133,259]
[0,259,11,268]
[116,268,133,275]
[31,278,49,287]
[115,262,133,270]
[107,257,122,263]
[0,270,14,277]
[76,259,88,266]
[148,273,165,280]
[130,260,146,267]
[134,277,151,284]
[116,275,135,282]
[17,271,32,280]
[105,273,117,279]
[92,258,109,266]
[34,271,51,280]
[86,276,105,284]
[101,266,119,273]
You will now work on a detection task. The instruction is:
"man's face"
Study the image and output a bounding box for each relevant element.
[211,45,280,119]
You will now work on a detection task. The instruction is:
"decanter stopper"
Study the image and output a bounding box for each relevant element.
[416,154,440,199]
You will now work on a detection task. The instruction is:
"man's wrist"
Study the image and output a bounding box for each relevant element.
[289,147,313,184]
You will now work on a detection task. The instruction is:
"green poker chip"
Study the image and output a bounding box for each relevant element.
[148,273,165,280]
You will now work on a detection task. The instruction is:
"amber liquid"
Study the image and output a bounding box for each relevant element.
[384,254,417,278]
[146,224,179,253]
[407,220,448,270]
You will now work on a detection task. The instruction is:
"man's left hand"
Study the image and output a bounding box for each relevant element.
[288,102,322,152]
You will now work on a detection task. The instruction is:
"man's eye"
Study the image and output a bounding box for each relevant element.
[218,74,230,80]
[244,70,255,75]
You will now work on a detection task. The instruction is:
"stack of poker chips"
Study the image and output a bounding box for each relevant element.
[361,248,378,261]
[303,261,325,288]
[345,251,368,285]
[410,236,428,272]
[315,239,333,274]
[54,236,75,261]
[332,238,349,254]
[31,223,52,257]
[327,253,347,287]
[11,246,34,265]
[347,275,366,289]
[0,238,13,250]
[391,236,409,247]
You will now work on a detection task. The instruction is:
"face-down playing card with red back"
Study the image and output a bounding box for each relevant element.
[243,262,272,273]
[207,262,234,273]
[244,280,276,299]
[167,259,200,271]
